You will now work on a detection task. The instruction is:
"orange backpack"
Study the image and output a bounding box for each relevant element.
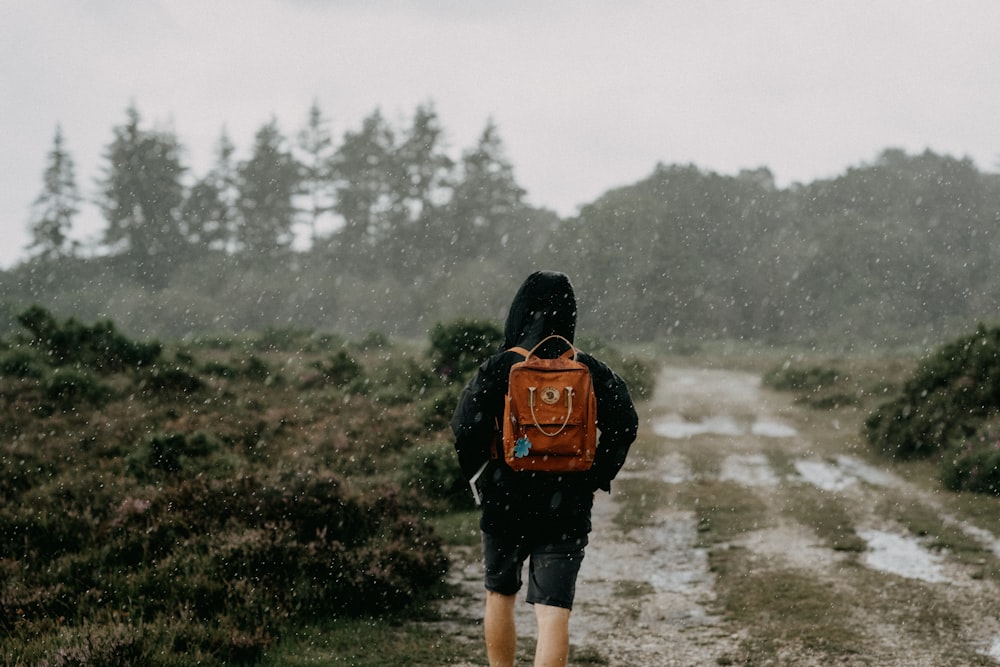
[502,335,598,472]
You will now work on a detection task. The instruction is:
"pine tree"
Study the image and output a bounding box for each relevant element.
[389,104,455,270]
[331,109,396,250]
[97,105,187,264]
[182,129,239,252]
[447,120,526,255]
[235,118,301,257]
[27,125,81,259]
[296,101,336,246]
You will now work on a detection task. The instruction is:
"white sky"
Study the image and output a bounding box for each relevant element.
[2,0,999,269]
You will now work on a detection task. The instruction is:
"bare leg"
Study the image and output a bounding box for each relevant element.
[533,603,571,667]
[485,590,517,667]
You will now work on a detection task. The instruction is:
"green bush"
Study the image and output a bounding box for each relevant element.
[429,318,502,380]
[201,355,271,381]
[127,431,222,478]
[576,336,654,401]
[314,349,363,387]
[137,364,205,395]
[366,355,441,405]
[941,423,1000,495]
[614,354,654,401]
[399,440,474,510]
[42,367,110,408]
[865,324,1000,459]
[763,363,839,392]
[0,470,448,662]
[0,346,47,378]
[17,305,161,372]
[0,312,454,664]
[418,383,464,431]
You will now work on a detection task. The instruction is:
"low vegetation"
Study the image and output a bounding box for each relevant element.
[763,324,1000,496]
[0,307,652,665]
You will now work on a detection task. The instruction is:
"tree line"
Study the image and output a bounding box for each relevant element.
[9,101,1000,348]
[25,102,536,282]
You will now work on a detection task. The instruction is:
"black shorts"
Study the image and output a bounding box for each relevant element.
[482,532,588,609]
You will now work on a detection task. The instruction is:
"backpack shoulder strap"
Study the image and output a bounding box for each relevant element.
[508,346,530,358]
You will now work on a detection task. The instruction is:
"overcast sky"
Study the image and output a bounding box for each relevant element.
[3,0,999,269]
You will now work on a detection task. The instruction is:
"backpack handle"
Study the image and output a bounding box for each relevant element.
[524,334,578,361]
[528,385,575,436]
[524,335,579,437]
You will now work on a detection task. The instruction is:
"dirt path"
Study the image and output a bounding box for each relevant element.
[441,365,1000,665]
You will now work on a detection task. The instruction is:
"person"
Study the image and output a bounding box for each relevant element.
[451,270,639,667]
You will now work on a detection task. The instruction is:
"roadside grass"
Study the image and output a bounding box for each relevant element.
[851,566,997,666]
[782,485,868,553]
[258,613,481,667]
[429,509,481,547]
[875,494,1000,580]
[678,479,770,544]
[613,580,656,624]
[710,550,863,660]
[612,476,670,532]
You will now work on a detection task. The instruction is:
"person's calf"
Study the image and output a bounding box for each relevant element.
[533,603,571,667]
[485,590,517,667]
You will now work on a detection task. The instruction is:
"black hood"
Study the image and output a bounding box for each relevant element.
[501,271,577,350]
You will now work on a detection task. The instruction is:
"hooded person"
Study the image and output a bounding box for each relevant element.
[451,270,638,667]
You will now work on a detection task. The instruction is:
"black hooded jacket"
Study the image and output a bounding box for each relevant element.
[450,271,639,540]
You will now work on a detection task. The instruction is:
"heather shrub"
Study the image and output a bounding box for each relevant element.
[941,422,1000,495]
[576,336,655,400]
[417,382,465,431]
[399,440,474,510]
[762,361,863,409]
[0,315,456,663]
[0,469,447,661]
[16,305,161,372]
[313,348,363,387]
[365,355,441,405]
[865,324,1000,459]
[763,363,839,392]
[127,431,226,479]
[42,366,111,408]
[428,318,502,380]
[0,346,47,378]
[136,363,204,395]
[201,355,271,381]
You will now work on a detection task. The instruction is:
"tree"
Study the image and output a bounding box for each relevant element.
[27,125,81,259]
[446,120,526,255]
[296,101,336,246]
[97,105,187,265]
[182,130,238,252]
[331,108,396,252]
[390,104,454,266]
[235,118,301,257]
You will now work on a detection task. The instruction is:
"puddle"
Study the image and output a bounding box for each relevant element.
[833,456,896,487]
[988,635,1000,661]
[793,456,896,492]
[858,529,949,583]
[751,420,798,438]
[653,415,797,439]
[793,459,857,492]
[659,451,694,484]
[719,454,780,487]
[653,415,741,438]
[643,513,711,593]
[941,514,1000,560]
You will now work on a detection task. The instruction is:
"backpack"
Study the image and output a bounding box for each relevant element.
[502,335,598,472]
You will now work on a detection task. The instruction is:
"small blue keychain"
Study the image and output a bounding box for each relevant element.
[513,436,532,458]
